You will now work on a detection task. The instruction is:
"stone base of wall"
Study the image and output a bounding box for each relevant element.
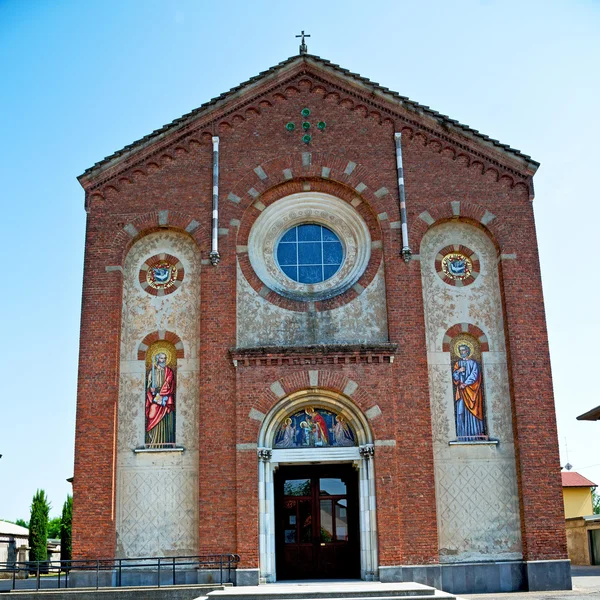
[379,560,572,594]
[235,568,260,586]
[526,560,572,591]
[69,569,234,588]
[0,586,227,600]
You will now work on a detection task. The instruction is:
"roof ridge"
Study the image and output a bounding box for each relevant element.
[80,53,537,183]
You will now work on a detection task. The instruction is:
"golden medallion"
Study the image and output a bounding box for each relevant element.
[441,252,472,280]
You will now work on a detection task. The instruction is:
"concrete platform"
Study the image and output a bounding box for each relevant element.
[194,581,457,600]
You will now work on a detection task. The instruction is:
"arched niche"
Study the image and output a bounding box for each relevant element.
[256,389,378,583]
[259,388,374,449]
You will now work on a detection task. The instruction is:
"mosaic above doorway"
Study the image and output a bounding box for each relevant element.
[274,407,357,448]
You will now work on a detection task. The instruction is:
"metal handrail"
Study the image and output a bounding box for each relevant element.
[0,553,240,592]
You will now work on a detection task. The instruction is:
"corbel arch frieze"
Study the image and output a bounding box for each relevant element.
[281,69,533,186]
[396,126,529,192]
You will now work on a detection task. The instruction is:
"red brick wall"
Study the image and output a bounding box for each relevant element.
[73,62,566,565]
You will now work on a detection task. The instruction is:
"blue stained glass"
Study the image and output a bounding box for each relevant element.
[299,242,322,265]
[322,228,338,242]
[281,265,298,281]
[297,224,321,241]
[323,265,340,280]
[277,243,297,265]
[276,224,344,284]
[299,265,322,284]
[280,228,297,243]
[323,241,343,264]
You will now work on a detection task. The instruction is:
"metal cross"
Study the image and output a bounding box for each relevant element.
[296,30,310,55]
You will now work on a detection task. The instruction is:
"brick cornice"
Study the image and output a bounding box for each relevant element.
[230,343,397,367]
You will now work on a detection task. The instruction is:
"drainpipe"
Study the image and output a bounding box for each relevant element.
[394,132,412,262]
[209,136,220,266]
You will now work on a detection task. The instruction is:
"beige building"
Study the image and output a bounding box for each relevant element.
[0,521,28,571]
[562,472,600,565]
[562,471,596,518]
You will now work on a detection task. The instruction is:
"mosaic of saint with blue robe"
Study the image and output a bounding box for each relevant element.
[452,343,485,439]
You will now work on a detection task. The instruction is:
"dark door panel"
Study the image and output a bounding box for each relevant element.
[275,464,360,580]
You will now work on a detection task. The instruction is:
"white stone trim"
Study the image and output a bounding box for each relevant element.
[248,193,371,302]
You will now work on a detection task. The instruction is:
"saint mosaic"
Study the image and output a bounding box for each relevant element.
[451,336,486,440]
[145,343,176,446]
[274,407,356,448]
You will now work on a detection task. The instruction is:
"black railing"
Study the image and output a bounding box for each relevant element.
[0,553,239,592]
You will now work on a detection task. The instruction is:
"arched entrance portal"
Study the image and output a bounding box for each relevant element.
[257,389,378,582]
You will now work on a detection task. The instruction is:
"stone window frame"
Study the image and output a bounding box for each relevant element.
[248,192,372,303]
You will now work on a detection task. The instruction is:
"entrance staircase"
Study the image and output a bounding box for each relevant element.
[194,581,456,600]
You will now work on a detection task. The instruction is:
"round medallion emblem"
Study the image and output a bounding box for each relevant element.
[139,254,184,296]
[441,253,472,281]
[435,245,479,287]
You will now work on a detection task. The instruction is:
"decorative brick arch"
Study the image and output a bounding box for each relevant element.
[442,323,489,353]
[107,210,209,267]
[249,369,379,419]
[228,152,392,312]
[137,331,185,360]
[411,200,510,254]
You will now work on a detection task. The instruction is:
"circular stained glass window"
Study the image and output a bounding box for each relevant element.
[276,224,344,284]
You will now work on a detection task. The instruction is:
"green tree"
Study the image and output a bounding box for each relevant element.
[28,490,50,563]
[593,488,600,515]
[48,517,61,539]
[60,495,72,562]
[15,518,29,528]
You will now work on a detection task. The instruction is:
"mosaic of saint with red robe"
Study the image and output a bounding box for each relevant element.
[306,407,330,446]
[145,352,176,445]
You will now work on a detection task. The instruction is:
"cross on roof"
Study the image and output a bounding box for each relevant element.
[296,30,310,55]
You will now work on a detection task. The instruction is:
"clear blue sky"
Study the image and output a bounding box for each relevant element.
[1,0,599,521]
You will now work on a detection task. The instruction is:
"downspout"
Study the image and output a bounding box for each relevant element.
[209,136,220,266]
[394,132,412,262]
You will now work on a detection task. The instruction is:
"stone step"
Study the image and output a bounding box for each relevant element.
[194,583,456,600]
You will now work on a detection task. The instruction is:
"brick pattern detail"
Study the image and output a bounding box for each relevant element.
[137,331,185,360]
[442,324,489,352]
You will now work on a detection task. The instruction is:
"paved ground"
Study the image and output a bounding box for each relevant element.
[460,566,600,600]
[1,568,599,597]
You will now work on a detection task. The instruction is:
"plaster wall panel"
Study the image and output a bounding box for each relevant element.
[236,261,388,347]
[116,231,200,558]
[421,221,522,563]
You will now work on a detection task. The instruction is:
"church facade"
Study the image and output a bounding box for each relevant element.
[73,52,570,593]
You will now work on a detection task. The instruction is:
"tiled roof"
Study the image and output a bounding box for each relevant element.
[577,405,600,421]
[0,520,28,536]
[80,54,538,181]
[561,472,597,488]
